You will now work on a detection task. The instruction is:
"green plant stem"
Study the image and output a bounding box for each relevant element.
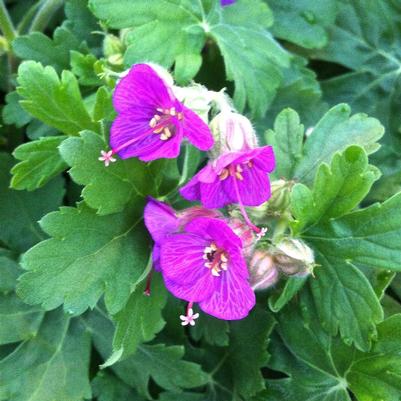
[17,1,41,34]
[29,0,64,33]
[0,0,16,42]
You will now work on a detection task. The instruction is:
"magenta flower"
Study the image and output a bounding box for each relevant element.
[144,197,221,271]
[180,146,275,208]
[160,217,255,320]
[180,146,274,236]
[101,64,214,164]
[221,0,236,6]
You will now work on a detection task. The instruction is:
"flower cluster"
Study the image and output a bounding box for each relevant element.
[101,63,278,324]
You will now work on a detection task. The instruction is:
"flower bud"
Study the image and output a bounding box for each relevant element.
[209,111,258,158]
[273,238,314,277]
[228,218,255,257]
[248,179,292,223]
[249,250,278,291]
[103,34,124,66]
[177,207,222,228]
[173,84,212,122]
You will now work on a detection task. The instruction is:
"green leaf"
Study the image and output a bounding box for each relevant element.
[17,61,99,135]
[0,293,44,345]
[70,51,101,86]
[0,153,65,253]
[291,146,380,232]
[270,301,401,401]
[208,0,289,117]
[260,56,325,130]
[293,104,384,185]
[298,193,401,350]
[0,310,91,401]
[92,372,145,401]
[316,0,401,151]
[348,314,401,401]
[224,307,275,398]
[268,276,308,313]
[2,91,32,128]
[111,274,167,361]
[306,192,401,272]
[309,253,383,351]
[11,136,68,191]
[191,313,229,347]
[264,108,304,180]
[0,252,21,292]
[65,0,102,49]
[84,308,209,398]
[116,344,209,397]
[269,0,338,49]
[59,131,179,215]
[267,295,354,401]
[12,27,82,72]
[89,0,289,117]
[17,202,150,315]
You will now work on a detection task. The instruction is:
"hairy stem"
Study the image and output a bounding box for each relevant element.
[0,0,16,42]
[30,0,64,33]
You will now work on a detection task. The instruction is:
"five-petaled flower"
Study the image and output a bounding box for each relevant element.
[100,64,214,165]
[98,150,116,167]
[158,216,255,320]
[144,197,222,271]
[180,308,199,326]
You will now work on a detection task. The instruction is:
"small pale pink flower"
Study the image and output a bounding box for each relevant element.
[180,308,199,326]
[98,150,116,167]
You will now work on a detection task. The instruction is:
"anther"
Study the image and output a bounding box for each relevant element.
[220,262,228,271]
[220,253,228,262]
[235,171,244,180]
[219,169,229,181]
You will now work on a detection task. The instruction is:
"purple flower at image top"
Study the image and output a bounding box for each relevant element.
[99,64,214,165]
[221,0,236,6]
[144,198,256,321]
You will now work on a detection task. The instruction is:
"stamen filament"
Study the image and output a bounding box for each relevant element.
[231,171,263,235]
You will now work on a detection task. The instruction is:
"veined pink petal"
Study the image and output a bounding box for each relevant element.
[160,233,215,302]
[182,106,214,151]
[113,64,174,114]
[144,197,179,242]
[199,270,255,320]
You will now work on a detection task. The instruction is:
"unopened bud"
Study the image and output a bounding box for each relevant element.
[273,238,314,277]
[177,207,222,228]
[249,250,278,291]
[209,111,258,159]
[173,84,212,122]
[103,34,124,65]
[249,179,292,222]
[229,218,255,257]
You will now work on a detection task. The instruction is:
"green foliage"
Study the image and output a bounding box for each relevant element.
[111,274,167,361]
[291,146,380,231]
[267,294,401,401]
[269,0,338,49]
[0,310,91,401]
[89,0,289,117]
[11,136,68,190]
[17,203,150,315]
[0,153,65,253]
[17,61,99,135]
[0,1,401,400]
[59,131,178,215]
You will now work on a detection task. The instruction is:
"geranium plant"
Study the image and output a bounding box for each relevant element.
[0,0,401,400]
